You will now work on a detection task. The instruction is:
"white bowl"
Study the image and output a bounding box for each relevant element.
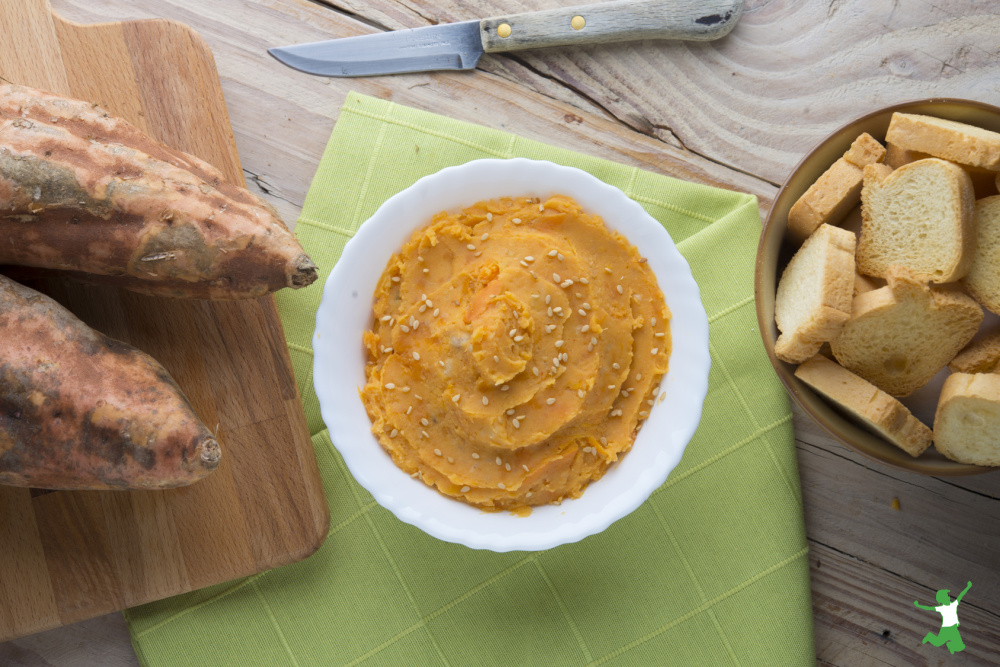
[313,158,709,551]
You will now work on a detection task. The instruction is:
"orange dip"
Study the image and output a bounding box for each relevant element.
[361,195,670,511]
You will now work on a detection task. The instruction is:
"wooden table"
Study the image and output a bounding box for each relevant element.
[2,1,999,664]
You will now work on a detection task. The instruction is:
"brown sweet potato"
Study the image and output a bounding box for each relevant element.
[0,273,220,489]
[0,83,316,299]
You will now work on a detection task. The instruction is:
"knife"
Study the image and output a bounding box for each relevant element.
[269,0,743,77]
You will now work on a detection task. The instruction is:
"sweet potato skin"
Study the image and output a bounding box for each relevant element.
[0,84,317,300]
[0,274,221,489]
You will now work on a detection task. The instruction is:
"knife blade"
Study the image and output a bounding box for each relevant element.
[269,0,743,78]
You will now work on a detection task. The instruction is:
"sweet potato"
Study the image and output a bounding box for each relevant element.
[0,83,316,299]
[0,273,220,489]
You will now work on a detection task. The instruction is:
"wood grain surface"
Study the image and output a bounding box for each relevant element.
[0,0,328,645]
[2,0,1000,665]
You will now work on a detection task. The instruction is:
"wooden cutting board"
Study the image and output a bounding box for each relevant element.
[0,0,329,642]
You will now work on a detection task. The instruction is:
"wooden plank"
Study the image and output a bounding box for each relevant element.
[0,0,327,642]
[4,0,999,664]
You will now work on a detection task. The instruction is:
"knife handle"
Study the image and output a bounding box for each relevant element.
[480,0,742,53]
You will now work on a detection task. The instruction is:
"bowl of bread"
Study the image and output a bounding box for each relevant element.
[756,99,1000,475]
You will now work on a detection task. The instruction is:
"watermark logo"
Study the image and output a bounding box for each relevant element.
[914,581,972,655]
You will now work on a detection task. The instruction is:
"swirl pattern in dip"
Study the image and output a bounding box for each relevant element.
[361,195,670,512]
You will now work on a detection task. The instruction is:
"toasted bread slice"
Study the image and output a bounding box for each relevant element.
[949,332,1000,374]
[787,133,885,241]
[774,224,856,363]
[795,355,931,457]
[883,142,997,198]
[934,373,1000,466]
[830,266,982,396]
[963,196,1000,314]
[857,159,975,283]
[886,113,1000,171]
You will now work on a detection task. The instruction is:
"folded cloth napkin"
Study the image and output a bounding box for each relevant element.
[124,92,813,666]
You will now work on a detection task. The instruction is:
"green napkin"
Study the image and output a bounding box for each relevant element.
[125,92,813,666]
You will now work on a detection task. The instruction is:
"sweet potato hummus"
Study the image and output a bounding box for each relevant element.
[361,195,670,512]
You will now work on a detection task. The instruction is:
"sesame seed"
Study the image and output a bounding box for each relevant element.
[533,367,540,377]
[474,250,482,257]
[418,256,424,262]
[539,204,545,212]
[509,328,516,337]
[581,325,590,332]
[652,348,659,355]
[486,212,493,221]
[647,400,655,406]
[523,464,530,472]
[383,347,394,353]
[651,317,657,326]
[420,418,429,426]
[514,335,524,342]
[578,309,587,317]
[512,218,521,225]
[413,320,420,330]
[621,390,629,398]
[494,355,500,363]
[636,373,642,381]
[639,411,649,418]
[505,463,511,471]
[433,308,440,317]
[481,232,489,241]
[591,337,597,346]
[658,393,666,403]
[498,482,506,489]
[617,284,624,295]
[482,396,489,406]
[452,394,461,403]
[553,357,560,367]
[460,485,470,493]
[548,250,558,257]
[513,420,520,429]
[605,267,612,274]
[545,295,551,305]
[406,406,413,415]
[411,472,419,478]
[391,276,400,283]
[507,409,515,415]
[415,394,423,400]
[411,352,420,361]
[608,384,616,390]
[423,268,429,274]
[526,492,533,498]
[418,304,427,313]
[557,253,564,262]
[501,385,510,391]
[472,453,480,459]
[422,431,430,438]
[655,332,665,338]
[439,361,445,368]
[520,261,529,267]
[580,278,589,285]
[433,448,442,456]
[555,340,564,348]
[600,437,608,446]
[400,325,410,333]
[561,352,568,362]
[385,383,396,390]
[553,273,561,282]
[425,299,433,307]
[390,429,398,438]
[575,292,583,299]
[496,457,502,466]
[546,398,556,405]
[401,386,411,393]
[583,302,591,310]
[525,256,534,262]
[380,315,391,322]
[561,280,573,288]
[554,307,563,314]
[547,307,554,317]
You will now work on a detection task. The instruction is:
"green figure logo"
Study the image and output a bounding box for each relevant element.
[914,581,972,655]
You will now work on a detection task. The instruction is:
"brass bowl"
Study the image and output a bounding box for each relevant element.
[755,99,1000,476]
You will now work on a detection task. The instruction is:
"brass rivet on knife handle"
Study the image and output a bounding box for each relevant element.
[480,0,743,54]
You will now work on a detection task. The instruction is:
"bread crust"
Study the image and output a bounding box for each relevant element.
[886,113,1000,171]
[949,332,1000,374]
[962,196,1000,315]
[794,355,931,457]
[787,134,886,242]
